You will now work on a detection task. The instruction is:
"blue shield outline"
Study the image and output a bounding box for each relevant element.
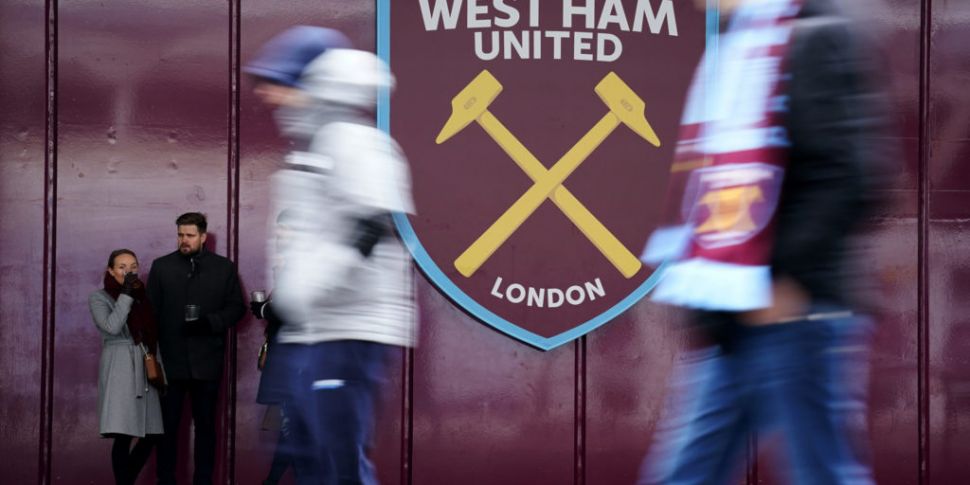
[376,0,718,350]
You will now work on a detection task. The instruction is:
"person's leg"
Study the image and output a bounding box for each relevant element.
[112,435,134,485]
[288,399,321,485]
[275,344,320,485]
[189,379,220,485]
[128,435,159,484]
[639,345,751,485]
[829,316,876,479]
[313,341,389,485]
[157,381,188,485]
[264,407,292,485]
[767,313,875,485]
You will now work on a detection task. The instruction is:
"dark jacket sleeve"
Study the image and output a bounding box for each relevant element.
[147,262,163,322]
[206,262,245,333]
[347,213,392,258]
[771,17,884,289]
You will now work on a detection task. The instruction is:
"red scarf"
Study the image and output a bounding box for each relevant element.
[644,0,802,311]
[102,272,158,350]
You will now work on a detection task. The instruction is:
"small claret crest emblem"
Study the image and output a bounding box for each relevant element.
[685,164,784,250]
[695,185,764,235]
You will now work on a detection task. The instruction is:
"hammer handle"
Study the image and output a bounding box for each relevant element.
[455,113,620,277]
[477,111,641,278]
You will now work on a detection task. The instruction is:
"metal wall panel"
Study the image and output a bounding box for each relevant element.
[51,0,230,482]
[928,0,970,483]
[0,0,966,484]
[411,288,575,485]
[865,2,925,483]
[582,7,705,483]
[0,0,47,483]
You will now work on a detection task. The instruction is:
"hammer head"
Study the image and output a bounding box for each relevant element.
[436,70,503,144]
[595,72,661,147]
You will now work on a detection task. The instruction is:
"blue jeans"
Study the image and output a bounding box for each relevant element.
[640,308,874,485]
[274,341,390,485]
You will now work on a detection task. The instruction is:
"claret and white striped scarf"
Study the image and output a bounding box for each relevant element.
[643,0,804,311]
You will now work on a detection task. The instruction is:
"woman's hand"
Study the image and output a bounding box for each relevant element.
[122,272,141,295]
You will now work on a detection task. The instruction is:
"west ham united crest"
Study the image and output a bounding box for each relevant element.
[380,0,706,349]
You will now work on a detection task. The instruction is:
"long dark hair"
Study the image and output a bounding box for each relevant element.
[107,248,137,269]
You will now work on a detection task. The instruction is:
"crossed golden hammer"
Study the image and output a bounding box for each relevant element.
[436,70,661,279]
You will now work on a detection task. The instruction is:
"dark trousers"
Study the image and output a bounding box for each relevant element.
[264,405,293,484]
[157,378,220,485]
[640,307,874,485]
[275,341,390,485]
[111,434,158,485]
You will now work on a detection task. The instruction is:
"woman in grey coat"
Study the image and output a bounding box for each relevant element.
[89,249,164,485]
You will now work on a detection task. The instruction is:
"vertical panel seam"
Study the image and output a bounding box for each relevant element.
[38,0,58,483]
[226,0,241,262]
[402,347,414,485]
[917,0,932,483]
[574,337,586,485]
[224,0,242,481]
[746,435,758,485]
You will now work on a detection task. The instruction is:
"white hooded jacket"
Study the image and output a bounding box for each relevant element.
[268,50,416,347]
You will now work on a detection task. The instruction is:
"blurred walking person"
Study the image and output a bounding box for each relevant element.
[639,0,887,483]
[251,291,293,485]
[245,27,348,485]
[89,249,163,485]
[249,210,302,485]
[246,28,416,485]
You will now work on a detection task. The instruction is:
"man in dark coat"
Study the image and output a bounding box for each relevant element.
[148,212,245,485]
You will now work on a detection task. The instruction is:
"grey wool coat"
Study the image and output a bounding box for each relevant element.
[89,289,164,437]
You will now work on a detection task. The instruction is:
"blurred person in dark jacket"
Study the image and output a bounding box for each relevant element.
[639,0,887,483]
[250,211,300,485]
[148,212,245,485]
[246,27,416,485]
[251,294,292,485]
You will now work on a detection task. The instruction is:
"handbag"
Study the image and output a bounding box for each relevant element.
[257,340,269,371]
[140,343,165,388]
